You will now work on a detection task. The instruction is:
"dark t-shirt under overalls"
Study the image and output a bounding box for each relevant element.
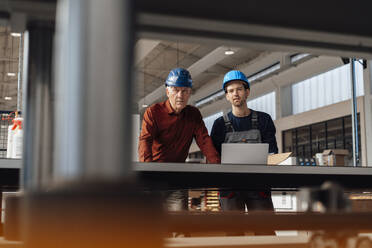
[211,110,278,155]
[211,110,278,207]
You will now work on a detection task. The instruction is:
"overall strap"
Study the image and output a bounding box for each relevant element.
[223,113,235,132]
[251,110,259,129]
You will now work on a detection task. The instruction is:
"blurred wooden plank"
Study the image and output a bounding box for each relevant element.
[166,235,309,248]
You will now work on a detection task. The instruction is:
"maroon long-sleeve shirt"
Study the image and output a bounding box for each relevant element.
[138,100,220,163]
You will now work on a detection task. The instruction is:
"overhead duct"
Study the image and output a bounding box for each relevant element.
[194,54,313,109]
[199,55,344,117]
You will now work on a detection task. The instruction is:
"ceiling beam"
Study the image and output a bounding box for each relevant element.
[0,57,19,62]
[199,55,344,117]
[0,0,56,22]
[189,51,290,105]
[138,13,372,59]
[137,0,372,39]
[137,46,236,109]
[187,46,239,77]
[134,39,160,65]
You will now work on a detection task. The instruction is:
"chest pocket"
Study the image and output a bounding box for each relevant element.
[223,111,262,144]
[225,130,260,143]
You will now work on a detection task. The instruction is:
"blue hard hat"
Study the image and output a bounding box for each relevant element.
[165,68,192,88]
[222,70,250,91]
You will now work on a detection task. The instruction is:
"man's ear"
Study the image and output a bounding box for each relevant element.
[246,88,250,97]
[165,87,170,98]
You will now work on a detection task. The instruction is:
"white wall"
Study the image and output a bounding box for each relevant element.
[292,63,364,114]
[274,96,367,166]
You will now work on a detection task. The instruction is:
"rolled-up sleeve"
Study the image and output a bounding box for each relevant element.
[193,111,221,164]
[138,108,156,162]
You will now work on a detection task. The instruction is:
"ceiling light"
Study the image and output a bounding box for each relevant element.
[142,104,148,108]
[290,53,310,63]
[247,62,281,82]
[10,33,21,37]
[195,90,225,107]
[7,72,16,77]
[224,49,234,55]
[4,96,12,101]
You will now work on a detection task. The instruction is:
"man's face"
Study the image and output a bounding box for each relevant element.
[166,86,191,113]
[225,81,250,107]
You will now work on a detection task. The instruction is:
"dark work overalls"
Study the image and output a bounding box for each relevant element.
[219,111,274,213]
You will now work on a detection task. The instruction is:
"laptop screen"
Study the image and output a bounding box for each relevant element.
[221,143,269,165]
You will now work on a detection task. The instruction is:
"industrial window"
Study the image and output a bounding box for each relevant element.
[247,91,276,120]
[282,114,361,165]
[203,111,223,135]
[292,63,364,114]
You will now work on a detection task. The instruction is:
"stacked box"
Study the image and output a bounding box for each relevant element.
[322,149,349,166]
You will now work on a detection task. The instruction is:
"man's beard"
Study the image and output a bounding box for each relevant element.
[232,99,245,107]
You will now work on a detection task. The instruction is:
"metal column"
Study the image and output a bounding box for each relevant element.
[17,33,23,113]
[23,1,164,248]
[53,0,135,183]
[363,61,372,166]
[350,58,360,167]
[22,21,55,190]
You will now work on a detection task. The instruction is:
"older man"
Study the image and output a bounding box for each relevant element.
[139,68,220,211]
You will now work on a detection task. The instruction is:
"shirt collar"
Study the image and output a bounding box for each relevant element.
[165,99,175,114]
[165,99,188,115]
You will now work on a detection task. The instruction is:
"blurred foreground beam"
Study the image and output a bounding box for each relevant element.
[166,212,372,233]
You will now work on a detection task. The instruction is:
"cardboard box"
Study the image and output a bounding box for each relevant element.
[315,153,324,166]
[322,149,349,166]
[279,157,297,165]
[267,152,292,165]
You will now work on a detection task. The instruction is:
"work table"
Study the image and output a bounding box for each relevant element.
[134,162,372,190]
[2,159,372,190]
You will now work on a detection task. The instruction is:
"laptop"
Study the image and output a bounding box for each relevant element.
[221,143,269,165]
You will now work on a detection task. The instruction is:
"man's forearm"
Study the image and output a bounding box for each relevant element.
[138,139,153,162]
[198,136,221,164]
